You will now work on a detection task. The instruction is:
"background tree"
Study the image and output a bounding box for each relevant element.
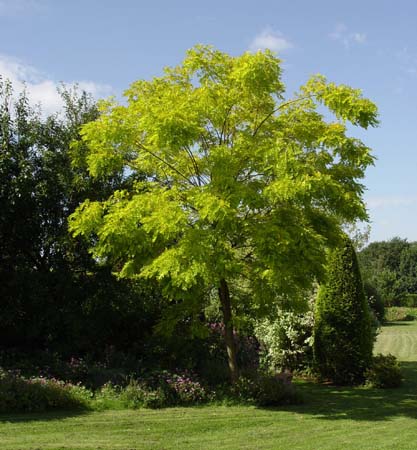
[70,45,378,382]
[0,78,164,359]
[358,238,417,306]
[314,235,373,384]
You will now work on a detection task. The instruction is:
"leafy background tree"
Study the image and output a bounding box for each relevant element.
[70,45,378,382]
[314,236,373,384]
[359,238,417,307]
[0,78,165,363]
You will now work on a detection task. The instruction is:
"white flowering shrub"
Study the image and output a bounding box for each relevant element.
[255,311,314,373]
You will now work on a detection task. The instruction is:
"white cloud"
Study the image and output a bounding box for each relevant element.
[329,23,367,48]
[0,54,112,116]
[249,28,293,53]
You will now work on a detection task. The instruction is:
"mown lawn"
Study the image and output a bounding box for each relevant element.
[1,322,417,450]
[374,319,417,360]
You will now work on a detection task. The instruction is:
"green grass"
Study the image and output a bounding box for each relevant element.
[374,319,417,360]
[2,322,417,450]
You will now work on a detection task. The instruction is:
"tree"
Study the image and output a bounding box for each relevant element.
[69,45,378,382]
[358,238,417,306]
[0,78,161,358]
[0,79,97,350]
[314,236,373,384]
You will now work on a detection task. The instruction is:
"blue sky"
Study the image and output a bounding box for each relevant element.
[1,0,416,243]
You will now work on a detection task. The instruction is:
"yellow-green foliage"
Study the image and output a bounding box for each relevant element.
[69,45,378,320]
[314,236,373,384]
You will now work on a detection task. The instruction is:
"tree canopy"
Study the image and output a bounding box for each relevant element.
[69,45,378,381]
[0,78,163,358]
[359,237,417,306]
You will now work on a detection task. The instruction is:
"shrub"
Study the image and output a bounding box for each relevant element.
[139,387,168,409]
[0,351,129,391]
[165,373,208,405]
[365,354,402,388]
[400,294,417,308]
[121,378,172,409]
[231,372,300,406]
[363,282,385,322]
[314,236,373,385]
[93,382,123,410]
[117,370,210,408]
[116,379,165,409]
[255,310,314,373]
[385,307,417,322]
[0,369,91,412]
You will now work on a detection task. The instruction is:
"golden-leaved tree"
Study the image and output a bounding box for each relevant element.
[69,45,378,382]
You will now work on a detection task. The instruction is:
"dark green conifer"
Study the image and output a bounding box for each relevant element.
[314,235,373,384]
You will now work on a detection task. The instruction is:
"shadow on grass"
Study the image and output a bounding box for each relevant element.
[0,408,91,424]
[271,361,417,422]
[3,364,417,425]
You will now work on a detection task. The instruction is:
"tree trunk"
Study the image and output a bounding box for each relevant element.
[218,278,239,383]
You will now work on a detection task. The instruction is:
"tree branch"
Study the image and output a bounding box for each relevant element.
[220,104,234,146]
[184,145,202,186]
[136,142,196,186]
[252,94,316,137]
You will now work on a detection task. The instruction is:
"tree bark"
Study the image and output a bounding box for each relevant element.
[218,278,239,383]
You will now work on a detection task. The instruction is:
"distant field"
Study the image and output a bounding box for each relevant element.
[1,323,417,450]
